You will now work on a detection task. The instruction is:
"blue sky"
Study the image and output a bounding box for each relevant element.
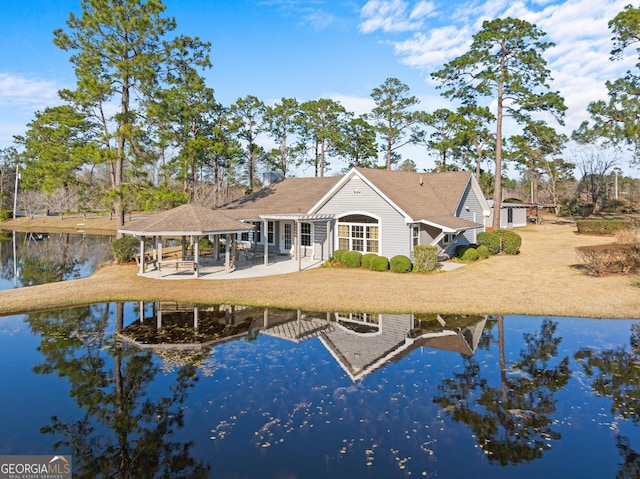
[0,0,636,174]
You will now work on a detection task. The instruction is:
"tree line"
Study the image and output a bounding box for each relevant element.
[0,1,639,230]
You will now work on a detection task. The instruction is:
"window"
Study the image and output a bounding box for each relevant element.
[301,222,311,246]
[242,222,262,243]
[337,215,380,254]
[412,225,419,247]
[338,224,350,250]
[252,222,261,242]
[267,221,274,244]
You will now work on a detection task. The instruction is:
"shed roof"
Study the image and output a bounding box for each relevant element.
[119,204,254,236]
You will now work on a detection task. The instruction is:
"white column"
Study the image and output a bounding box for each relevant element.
[139,236,145,274]
[263,219,269,266]
[194,235,200,278]
[297,220,302,271]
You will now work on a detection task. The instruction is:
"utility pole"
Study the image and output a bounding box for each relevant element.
[12,162,20,218]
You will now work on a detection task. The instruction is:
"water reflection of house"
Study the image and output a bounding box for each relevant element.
[117,302,265,350]
[262,311,487,381]
[118,303,486,381]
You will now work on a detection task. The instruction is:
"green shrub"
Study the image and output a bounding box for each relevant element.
[494,229,521,254]
[362,253,378,269]
[342,250,362,268]
[110,236,139,263]
[477,245,490,259]
[413,245,438,272]
[0,208,12,221]
[455,244,470,258]
[576,220,632,235]
[371,255,389,271]
[477,232,500,255]
[332,249,347,263]
[390,255,412,273]
[460,247,479,262]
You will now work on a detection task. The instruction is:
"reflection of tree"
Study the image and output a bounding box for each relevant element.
[434,317,570,465]
[575,323,640,423]
[0,232,113,286]
[615,434,640,479]
[27,302,210,478]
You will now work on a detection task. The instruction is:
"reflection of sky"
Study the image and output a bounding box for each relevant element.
[0,308,638,478]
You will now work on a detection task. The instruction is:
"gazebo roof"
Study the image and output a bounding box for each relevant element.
[118,204,255,237]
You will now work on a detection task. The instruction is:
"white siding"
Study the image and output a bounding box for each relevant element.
[454,181,485,246]
[316,176,411,259]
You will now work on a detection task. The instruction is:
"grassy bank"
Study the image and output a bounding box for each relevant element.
[1,216,639,318]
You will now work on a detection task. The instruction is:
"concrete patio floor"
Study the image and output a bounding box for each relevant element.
[138,253,326,280]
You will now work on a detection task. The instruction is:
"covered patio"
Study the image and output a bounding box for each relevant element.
[118,204,255,278]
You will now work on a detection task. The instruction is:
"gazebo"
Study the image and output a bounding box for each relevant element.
[118,204,255,278]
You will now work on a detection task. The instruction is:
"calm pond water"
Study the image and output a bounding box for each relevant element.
[0,231,112,289]
[0,303,638,478]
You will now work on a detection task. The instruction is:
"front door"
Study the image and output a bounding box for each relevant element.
[280,221,293,255]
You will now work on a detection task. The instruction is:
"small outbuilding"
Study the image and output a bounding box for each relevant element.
[118,203,255,277]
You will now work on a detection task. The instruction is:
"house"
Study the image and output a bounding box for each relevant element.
[261,311,488,381]
[220,167,490,263]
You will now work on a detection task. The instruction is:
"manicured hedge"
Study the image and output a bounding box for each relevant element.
[371,255,389,271]
[413,245,438,272]
[494,230,521,254]
[390,255,412,273]
[477,232,500,255]
[460,247,479,262]
[477,230,521,254]
[342,250,362,268]
[362,253,379,269]
[576,220,633,235]
[332,249,347,263]
[455,244,470,257]
[477,245,490,259]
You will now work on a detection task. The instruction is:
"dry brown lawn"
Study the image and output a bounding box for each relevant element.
[1,216,639,318]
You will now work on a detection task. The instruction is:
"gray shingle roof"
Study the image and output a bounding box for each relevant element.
[355,168,472,220]
[119,204,254,236]
[219,168,481,229]
[220,176,341,220]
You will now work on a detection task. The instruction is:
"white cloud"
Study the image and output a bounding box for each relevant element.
[0,72,60,108]
[328,93,376,116]
[360,0,426,33]
[0,72,63,147]
[410,1,436,20]
[359,0,636,137]
[393,26,472,69]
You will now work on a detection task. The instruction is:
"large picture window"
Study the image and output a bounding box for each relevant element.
[337,214,379,254]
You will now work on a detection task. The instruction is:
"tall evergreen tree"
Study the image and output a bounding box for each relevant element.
[263,97,299,177]
[334,116,378,169]
[368,77,422,170]
[54,0,210,228]
[230,95,265,191]
[432,18,566,229]
[296,99,348,177]
[574,5,640,163]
